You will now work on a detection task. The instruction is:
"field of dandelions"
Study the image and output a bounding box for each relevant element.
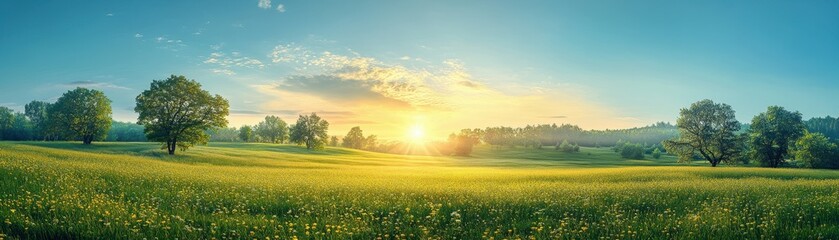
[1,142,839,239]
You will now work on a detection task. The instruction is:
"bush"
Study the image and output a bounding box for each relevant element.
[557,140,579,152]
[795,132,839,169]
[652,148,662,159]
[620,143,645,159]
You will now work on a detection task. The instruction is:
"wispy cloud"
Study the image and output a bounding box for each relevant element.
[105,13,114,17]
[204,50,266,75]
[258,0,271,9]
[61,80,131,90]
[134,33,143,38]
[276,4,286,12]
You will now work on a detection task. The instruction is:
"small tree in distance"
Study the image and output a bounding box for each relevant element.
[239,125,253,142]
[255,115,288,143]
[289,113,329,150]
[342,126,365,149]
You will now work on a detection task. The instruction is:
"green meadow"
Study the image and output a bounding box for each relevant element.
[1,142,839,239]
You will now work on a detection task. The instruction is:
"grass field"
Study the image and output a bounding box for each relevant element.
[1,142,839,239]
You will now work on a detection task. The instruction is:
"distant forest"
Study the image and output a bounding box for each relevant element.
[3,105,839,149]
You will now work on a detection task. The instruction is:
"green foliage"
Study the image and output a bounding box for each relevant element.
[135,75,229,155]
[482,122,678,148]
[106,121,147,142]
[342,126,365,149]
[289,113,329,150]
[238,125,253,142]
[749,106,806,168]
[805,116,839,140]
[652,148,662,159]
[620,142,645,159]
[50,88,112,144]
[664,99,743,167]
[557,139,579,152]
[24,100,54,140]
[254,115,288,143]
[794,132,839,169]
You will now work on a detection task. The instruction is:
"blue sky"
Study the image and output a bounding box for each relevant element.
[1,0,839,139]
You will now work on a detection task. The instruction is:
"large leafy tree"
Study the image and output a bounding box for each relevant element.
[50,88,112,144]
[135,75,229,155]
[25,101,54,140]
[342,126,365,149]
[794,132,839,169]
[254,115,288,143]
[663,99,743,167]
[749,106,805,167]
[289,113,329,150]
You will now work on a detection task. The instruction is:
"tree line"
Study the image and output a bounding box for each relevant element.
[664,99,839,169]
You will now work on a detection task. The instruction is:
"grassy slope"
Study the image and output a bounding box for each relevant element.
[1,142,838,239]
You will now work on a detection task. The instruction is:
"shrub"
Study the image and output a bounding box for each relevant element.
[620,143,645,159]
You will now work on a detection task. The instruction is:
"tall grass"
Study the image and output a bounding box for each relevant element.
[1,142,838,239]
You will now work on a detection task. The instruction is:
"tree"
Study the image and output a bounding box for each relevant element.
[239,125,253,142]
[25,101,53,140]
[329,136,339,147]
[749,106,805,168]
[794,132,839,169]
[652,148,662,159]
[342,126,365,149]
[254,115,288,143]
[0,107,13,139]
[364,135,378,151]
[135,75,229,155]
[289,113,329,150]
[50,88,112,144]
[664,99,743,167]
[449,129,481,156]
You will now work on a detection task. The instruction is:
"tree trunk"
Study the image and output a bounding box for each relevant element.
[710,159,719,167]
[83,135,92,145]
[168,139,177,155]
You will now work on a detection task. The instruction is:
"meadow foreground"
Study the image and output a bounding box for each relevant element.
[1,142,838,239]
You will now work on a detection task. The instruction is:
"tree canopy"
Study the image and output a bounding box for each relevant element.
[254,115,288,143]
[748,106,805,168]
[342,126,365,149]
[289,113,329,150]
[135,75,229,155]
[664,99,743,167]
[50,88,112,144]
[794,132,839,169]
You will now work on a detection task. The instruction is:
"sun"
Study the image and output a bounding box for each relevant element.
[409,124,426,142]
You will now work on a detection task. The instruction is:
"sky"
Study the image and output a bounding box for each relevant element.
[1,0,839,140]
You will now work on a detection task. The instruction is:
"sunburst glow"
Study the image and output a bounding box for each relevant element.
[409,124,425,142]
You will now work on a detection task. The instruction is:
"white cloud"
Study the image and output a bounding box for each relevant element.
[134,33,143,38]
[205,51,266,75]
[105,13,114,17]
[276,4,286,12]
[400,56,411,60]
[211,69,236,76]
[258,0,271,9]
[62,80,131,90]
